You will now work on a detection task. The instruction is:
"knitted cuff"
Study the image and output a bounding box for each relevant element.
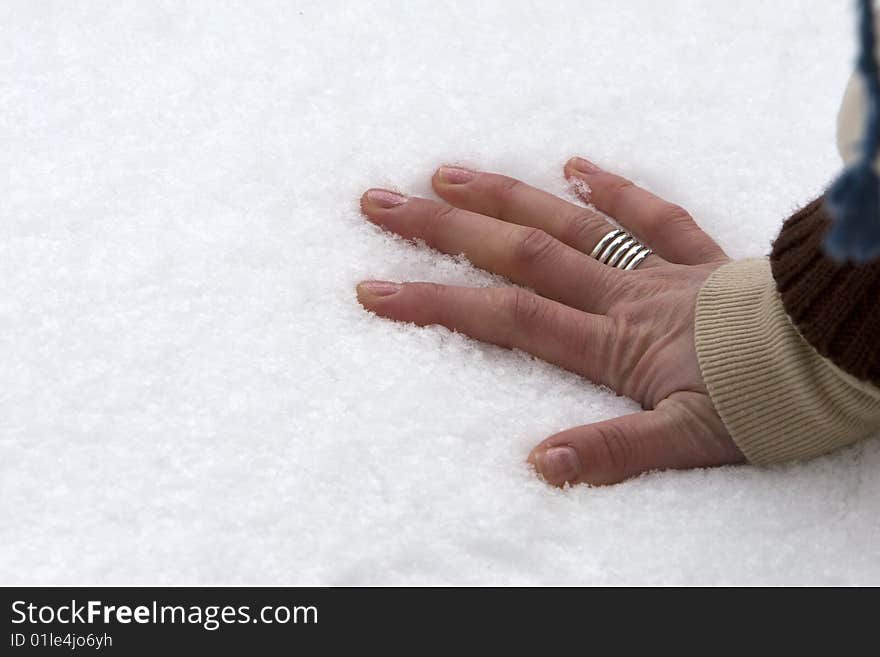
[770,196,880,385]
[695,259,880,464]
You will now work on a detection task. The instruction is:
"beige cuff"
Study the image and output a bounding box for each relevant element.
[694,259,880,464]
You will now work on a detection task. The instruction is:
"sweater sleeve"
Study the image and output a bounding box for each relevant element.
[694,256,880,463]
[691,51,880,464]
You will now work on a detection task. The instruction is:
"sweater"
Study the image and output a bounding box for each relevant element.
[693,68,880,463]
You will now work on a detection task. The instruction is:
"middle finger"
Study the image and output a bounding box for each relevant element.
[361,189,620,313]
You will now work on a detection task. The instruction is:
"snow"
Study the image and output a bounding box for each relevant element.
[2,0,878,585]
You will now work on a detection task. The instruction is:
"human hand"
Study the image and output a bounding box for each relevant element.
[356,158,745,486]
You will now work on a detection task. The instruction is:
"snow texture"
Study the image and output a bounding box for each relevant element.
[2,0,879,585]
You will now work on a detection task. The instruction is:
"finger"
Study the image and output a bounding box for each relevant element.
[431,166,664,268]
[356,280,617,388]
[564,157,727,265]
[361,189,621,314]
[528,392,744,486]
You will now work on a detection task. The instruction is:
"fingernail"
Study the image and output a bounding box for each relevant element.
[437,166,476,184]
[568,157,600,175]
[357,280,401,298]
[535,446,581,485]
[365,189,407,209]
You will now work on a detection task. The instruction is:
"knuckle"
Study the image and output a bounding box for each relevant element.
[592,423,638,476]
[656,203,695,228]
[419,281,446,299]
[578,315,620,373]
[608,177,635,194]
[505,287,544,328]
[652,204,726,262]
[430,203,458,225]
[492,175,523,207]
[413,282,448,319]
[510,227,558,270]
[422,203,458,240]
[560,210,603,248]
[607,298,645,326]
[594,270,633,312]
[606,176,635,198]
[633,202,694,237]
[605,176,635,212]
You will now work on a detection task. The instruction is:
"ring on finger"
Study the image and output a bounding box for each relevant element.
[589,228,653,270]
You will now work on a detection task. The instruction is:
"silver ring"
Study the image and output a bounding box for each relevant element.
[588,229,624,259]
[590,227,653,270]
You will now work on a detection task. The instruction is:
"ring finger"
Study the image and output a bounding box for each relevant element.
[431,166,665,269]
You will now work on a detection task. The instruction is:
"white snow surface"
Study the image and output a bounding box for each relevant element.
[3,0,879,585]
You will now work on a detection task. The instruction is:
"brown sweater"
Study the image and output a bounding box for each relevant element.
[771,196,880,385]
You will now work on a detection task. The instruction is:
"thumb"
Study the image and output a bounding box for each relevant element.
[528,393,743,486]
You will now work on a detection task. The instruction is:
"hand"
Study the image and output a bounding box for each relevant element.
[356,157,745,486]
